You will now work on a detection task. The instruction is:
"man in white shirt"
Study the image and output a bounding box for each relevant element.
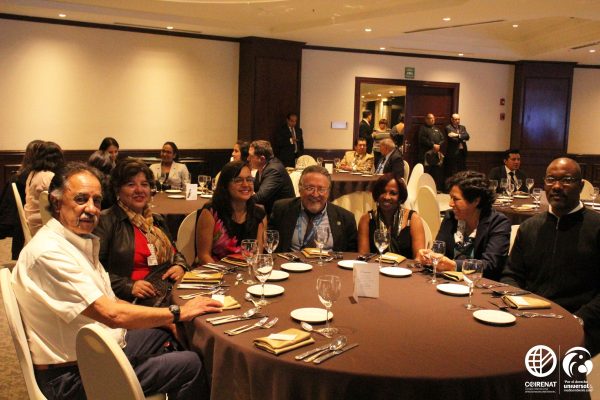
[12,162,222,400]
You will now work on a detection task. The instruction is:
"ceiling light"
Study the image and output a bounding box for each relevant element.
[379,47,386,50]
[58,13,67,18]
[377,94,382,97]
[590,49,597,53]
[364,28,372,32]
[443,17,451,22]
[166,26,174,30]
[361,95,365,98]
[512,24,519,28]
[458,53,464,56]
[389,91,394,94]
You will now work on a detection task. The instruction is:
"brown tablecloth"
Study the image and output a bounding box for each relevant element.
[493,195,548,224]
[152,192,208,239]
[175,255,585,400]
[330,172,378,201]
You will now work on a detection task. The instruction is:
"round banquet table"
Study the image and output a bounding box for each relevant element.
[329,171,378,201]
[151,191,208,239]
[493,194,548,224]
[174,255,586,400]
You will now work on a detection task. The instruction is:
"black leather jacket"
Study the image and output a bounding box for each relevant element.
[94,205,189,301]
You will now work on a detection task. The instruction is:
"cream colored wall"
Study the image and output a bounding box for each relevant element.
[0,20,239,151]
[300,50,514,151]
[570,68,600,154]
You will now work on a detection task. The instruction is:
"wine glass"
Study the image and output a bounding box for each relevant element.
[314,226,330,266]
[505,180,514,199]
[252,254,273,306]
[428,240,446,284]
[333,158,341,172]
[489,179,498,193]
[499,178,507,196]
[240,239,258,284]
[525,178,534,196]
[593,187,600,208]
[532,188,542,208]
[158,172,167,192]
[197,175,209,194]
[264,230,279,255]
[149,182,158,208]
[515,178,522,193]
[316,275,341,335]
[316,157,324,167]
[462,259,483,310]
[373,229,390,268]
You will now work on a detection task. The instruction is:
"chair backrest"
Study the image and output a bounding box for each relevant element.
[331,191,375,226]
[509,224,520,254]
[415,186,441,239]
[406,163,424,209]
[0,268,46,399]
[176,210,198,265]
[289,170,302,197]
[420,218,433,249]
[417,172,437,193]
[38,191,52,225]
[295,155,317,168]
[582,179,594,199]
[12,183,32,245]
[436,193,452,212]
[403,160,410,183]
[76,324,147,400]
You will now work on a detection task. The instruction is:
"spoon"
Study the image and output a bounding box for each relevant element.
[209,307,261,325]
[235,273,243,286]
[301,321,333,338]
[244,292,261,309]
[225,317,269,335]
[304,336,347,363]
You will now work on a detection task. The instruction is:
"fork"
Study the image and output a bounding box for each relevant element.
[225,317,277,335]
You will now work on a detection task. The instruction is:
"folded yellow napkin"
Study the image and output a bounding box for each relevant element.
[442,271,464,281]
[181,271,223,283]
[380,252,406,264]
[254,328,315,355]
[220,295,241,310]
[301,248,330,258]
[220,256,248,267]
[502,295,551,310]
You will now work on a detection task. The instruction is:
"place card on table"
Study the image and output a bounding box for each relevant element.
[324,162,334,174]
[352,263,379,301]
[185,183,198,200]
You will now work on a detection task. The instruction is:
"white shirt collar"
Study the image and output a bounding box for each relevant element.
[548,201,584,217]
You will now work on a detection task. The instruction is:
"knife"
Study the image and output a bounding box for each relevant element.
[210,314,265,325]
[313,343,359,364]
[294,343,333,361]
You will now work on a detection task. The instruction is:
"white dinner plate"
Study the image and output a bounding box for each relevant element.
[165,189,181,193]
[290,307,333,323]
[247,284,285,297]
[200,194,213,199]
[513,194,529,199]
[436,283,470,296]
[337,260,367,270]
[473,309,516,325]
[361,174,374,177]
[351,172,362,175]
[167,194,185,199]
[280,262,313,272]
[267,270,290,281]
[380,266,412,277]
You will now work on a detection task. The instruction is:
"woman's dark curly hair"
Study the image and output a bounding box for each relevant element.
[110,158,155,194]
[371,173,408,205]
[31,141,65,173]
[446,170,495,212]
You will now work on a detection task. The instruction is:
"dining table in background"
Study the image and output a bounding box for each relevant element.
[151,191,209,239]
[175,254,585,400]
[329,171,379,201]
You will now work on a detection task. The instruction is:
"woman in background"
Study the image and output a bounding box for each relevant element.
[150,141,190,190]
[232,140,250,162]
[99,136,120,166]
[88,150,116,209]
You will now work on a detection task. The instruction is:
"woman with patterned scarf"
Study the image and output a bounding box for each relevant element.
[95,159,189,302]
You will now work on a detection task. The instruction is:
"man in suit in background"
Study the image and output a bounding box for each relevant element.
[249,140,295,215]
[488,149,527,192]
[359,110,374,153]
[274,112,304,168]
[269,165,357,252]
[444,113,470,179]
[339,138,374,173]
[376,138,405,178]
[418,113,445,189]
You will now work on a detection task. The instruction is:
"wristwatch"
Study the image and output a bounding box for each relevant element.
[169,305,180,323]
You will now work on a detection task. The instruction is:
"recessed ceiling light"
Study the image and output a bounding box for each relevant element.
[590,49,597,53]
[377,94,382,97]
[389,91,394,94]
[443,17,451,22]
[361,95,365,98]
[58,13,67,18]
[379,47,386,50]
[512,24,519,28]
[166,26,174,30]
[364,28,372,32]
[458,53,464,56]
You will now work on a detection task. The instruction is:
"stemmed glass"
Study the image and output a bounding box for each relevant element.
[316,275,341,335]
[428,240,446,284]
[314,226,330,266]
[532,188,542,208]
[462,259,483,310]
[158,172,167,191]
[252,254,273,306]
[499,178,507,196]
[526,178,535,196]
[515,178,522,193]
[593,187,600,208]
[197,175,210,194]
[489,179,498,193]
[373,229,390,268]
[264,230,279,255]
[316,157,324,167]
[333,158,341,172]
[505,180,514,199]
[240,239,258,284]
[149,182,158,208]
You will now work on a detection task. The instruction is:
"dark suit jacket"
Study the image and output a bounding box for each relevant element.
[444,124,469,157]
[358,119,374,153]
[418,124,445,163]
[381,147,405,178]
[436,209,511,281]
[488,166,527,192]
[269,197,358,252]
[254,157,295,216]
[274,124,304,168]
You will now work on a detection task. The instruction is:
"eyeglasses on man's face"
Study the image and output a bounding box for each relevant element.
[543,176,580,186]
[301,185,329,195]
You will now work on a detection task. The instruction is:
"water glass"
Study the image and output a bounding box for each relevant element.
[499,178,507,196]
[197,175,210,194]
[373,229,390,268]
[149,183,158,208]
[158,172,168,192]
[526,178,534,195]
[253,254,273,306]
[314,226,330,266]
[316,275,341,335]
[489,179,498,193]
[240,239,258,284]
[515,179,522,193]
[532,188,542,207]
[505,181,514,199]
[333,158,341,171]
[428,240,446,284]
[316,157,324,167]
[264,230,280,255]
[462,259,483,310]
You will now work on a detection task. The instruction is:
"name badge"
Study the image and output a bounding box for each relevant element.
[147,243,159,266]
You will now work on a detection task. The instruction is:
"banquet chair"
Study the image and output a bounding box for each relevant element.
[176,210,198,265]
[581,179,594,199]
[415,186,441,239]
[12,183,32,245]
[403,160,410,183]
[417,173,436,193]
[0,268,46,400]
[509,224,520,254]
[421,219,433,249]
[295,155,317,168]
[76,324,165,400]
[331,191,375,225]
[406,163,424,209]
[38,191,52,225]
[289,170,302,196]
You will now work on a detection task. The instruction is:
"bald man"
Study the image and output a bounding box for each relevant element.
[444,113,470,178]
[375,139,404,178]
[502,158,600,356]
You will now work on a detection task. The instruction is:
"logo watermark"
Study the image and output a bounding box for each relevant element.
[562,347,593,393]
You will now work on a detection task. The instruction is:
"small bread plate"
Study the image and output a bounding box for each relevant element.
[473,309,516,326]
[165,189,181,194]
[513,194,529,199]
[167,194,186,199]
[436,283,470,296]
[280,262,313,272]
[247,284,285,297]
[290,307,333,323]
[380,266,412,277]
[337,260,367,270]
[266,270,290,281]
[200,194,213,199]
